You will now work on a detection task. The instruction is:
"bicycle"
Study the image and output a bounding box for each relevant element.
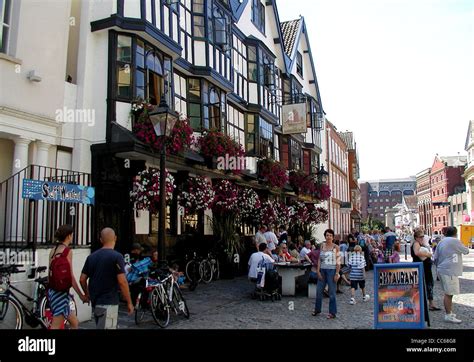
[133,271,162,326]
[185,252,213,286]
[0,264,77,329]
[207,252,220,281]
[150,271,189,328]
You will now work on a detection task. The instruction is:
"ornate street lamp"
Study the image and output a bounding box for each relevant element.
[317,164,329,185]
[149,95,178,261]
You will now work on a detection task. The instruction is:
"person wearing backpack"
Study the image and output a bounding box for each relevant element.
[47,224,88,329]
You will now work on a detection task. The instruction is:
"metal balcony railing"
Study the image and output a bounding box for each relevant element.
[0,165,92,254]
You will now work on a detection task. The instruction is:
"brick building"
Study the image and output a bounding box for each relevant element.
[431,156,467,234]
[416,168,432,235]
[360,178,416,223]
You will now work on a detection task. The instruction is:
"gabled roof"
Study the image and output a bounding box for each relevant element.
[339,131,355,150]
[279,16,324,114]
[440,156,467,167]
[280,19,302,57]
[403,195,418,210]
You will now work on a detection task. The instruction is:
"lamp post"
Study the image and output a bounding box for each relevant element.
[148,95,178,261]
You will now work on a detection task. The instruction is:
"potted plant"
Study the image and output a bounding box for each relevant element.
[197,129,245,171]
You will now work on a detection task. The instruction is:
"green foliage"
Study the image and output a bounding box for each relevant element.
[209,213,244,261]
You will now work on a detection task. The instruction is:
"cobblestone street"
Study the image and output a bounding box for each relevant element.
[80,250,474,330]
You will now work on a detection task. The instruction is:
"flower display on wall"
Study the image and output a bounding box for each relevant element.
[178,176,215,215]
[211,179,240,214]
[289,200,309,226]
[289,170,317,195]
[130,97,193,155]
[238,188,261,223]
[257,200,279,226]
[257,158,288,189]
[274,201,291,227]
[307,204,329,224]
[197,129,245,160]
[315,183,332,201]
[130,168,176,215]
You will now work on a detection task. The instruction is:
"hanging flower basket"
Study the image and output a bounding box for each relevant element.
[257,158,288,189]
[198,129,245,172]
[178,176,215,215]
[289,170,317,195]
[210,179,240,215]
[315,183,331,201]
[130,168,176,215]
[238,188,261,225]
[131,99,193,155]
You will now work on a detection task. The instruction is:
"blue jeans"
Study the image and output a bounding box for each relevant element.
[315,268,337,315]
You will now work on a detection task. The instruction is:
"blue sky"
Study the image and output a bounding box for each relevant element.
[277,0,474,180]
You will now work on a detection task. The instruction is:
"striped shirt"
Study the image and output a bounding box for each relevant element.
[348,252,366,281]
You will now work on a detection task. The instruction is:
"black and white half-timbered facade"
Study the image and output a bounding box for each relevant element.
[85,0,326,254]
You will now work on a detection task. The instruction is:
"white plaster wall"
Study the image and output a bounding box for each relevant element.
[116,102,133,131]
[194,41,206,66]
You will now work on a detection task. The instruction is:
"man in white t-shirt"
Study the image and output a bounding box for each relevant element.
[248,243,275,281]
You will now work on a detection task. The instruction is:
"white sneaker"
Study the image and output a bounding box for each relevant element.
[363,294,370,302]
[349,297,356,305]
[444,313,462,323]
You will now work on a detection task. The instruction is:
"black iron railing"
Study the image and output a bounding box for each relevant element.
[0,165,92,253]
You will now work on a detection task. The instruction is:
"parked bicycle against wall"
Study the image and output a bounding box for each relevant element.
[0,264,77,329]
[185,252,213,287]
[151,271,189,328]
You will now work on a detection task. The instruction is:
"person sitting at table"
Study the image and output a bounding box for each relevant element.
[248,243,275,283]
[305,243,321,283]
[280,244,298,263]
[288,243,300,261]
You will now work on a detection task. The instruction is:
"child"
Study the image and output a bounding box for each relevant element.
[389,242,401,263]
[348,245,369,304]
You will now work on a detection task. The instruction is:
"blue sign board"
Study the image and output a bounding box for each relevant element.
[374,262,425,329]
[22,179,95,205]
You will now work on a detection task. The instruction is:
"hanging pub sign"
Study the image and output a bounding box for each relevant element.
[22,179,95,205]
[374,262,425,329]
[281,103,307,134]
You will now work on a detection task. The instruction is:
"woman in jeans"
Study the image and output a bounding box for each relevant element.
[313,229,340,319]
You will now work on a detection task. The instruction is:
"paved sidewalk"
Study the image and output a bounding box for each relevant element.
[80,250,474,329]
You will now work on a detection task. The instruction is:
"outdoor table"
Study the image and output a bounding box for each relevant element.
[274,262,312,296]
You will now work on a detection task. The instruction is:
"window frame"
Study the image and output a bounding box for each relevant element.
[0,0,12,54]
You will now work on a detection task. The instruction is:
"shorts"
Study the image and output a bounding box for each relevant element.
[93,304,119,329]
[438,275,460,295]
[350,280,365,290]
[47,289,72,317]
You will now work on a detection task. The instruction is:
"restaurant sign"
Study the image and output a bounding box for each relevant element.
[374,262,425,329]
[22,179,95,205]
[282,103,307,134]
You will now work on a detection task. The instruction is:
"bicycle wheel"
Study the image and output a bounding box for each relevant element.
[172,284,190,319]
[150,288,169,328]
[40,295,77,329]
[134,292,146,325]
[200,260,213,284]
[185,260,201,284]
[0,296,23,329]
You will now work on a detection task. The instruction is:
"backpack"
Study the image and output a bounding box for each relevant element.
[49,245,72,292]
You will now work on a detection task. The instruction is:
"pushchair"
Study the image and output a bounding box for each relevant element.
[252,257,281,302]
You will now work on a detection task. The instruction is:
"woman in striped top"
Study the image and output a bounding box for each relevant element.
[348,245,370,305]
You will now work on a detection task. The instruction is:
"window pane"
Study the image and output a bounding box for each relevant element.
[3,0,11,24]
[135,70,145,98]
[117,65,131,97]
[188,79,200,102]
[136,40,144,68]
[117,35,132,62]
